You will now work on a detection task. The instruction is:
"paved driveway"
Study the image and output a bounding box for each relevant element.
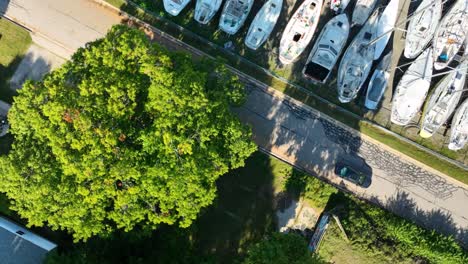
[1,0,121,58]
[2,0,468,245]
[9,44,65,90]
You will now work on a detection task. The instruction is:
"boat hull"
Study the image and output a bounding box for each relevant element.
[194,0,223,24]
[337,11,379,103]
[374,0,399,60]
[330,0,351,14]
[302,14,350,83]
[219,0,254,35]
[420,61,467,138]
[279,0,324,65]
[163,0,191,16]
[449,99,468,150]
[404,0,442,59]
[352,0,378,26]
[391,48,433,125]
[365,51,392,110]
[433,0,468,70]
[245,0,283,50]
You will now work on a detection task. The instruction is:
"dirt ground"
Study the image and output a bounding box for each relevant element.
[275,195,320,233]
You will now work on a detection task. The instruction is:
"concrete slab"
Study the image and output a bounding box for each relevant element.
[9,44,65,90]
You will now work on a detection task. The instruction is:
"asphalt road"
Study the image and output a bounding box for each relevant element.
[2,0,468,245]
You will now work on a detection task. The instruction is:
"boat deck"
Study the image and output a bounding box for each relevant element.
[304,62,329,81]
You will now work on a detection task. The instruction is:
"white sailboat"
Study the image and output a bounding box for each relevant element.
[374,0,400,60]
[391,48,433,125]
[365,51,393,110]
[302,14,350,83]
[448,99,468,150]
[433,0,468,70]
[420,61,467,138]
[245,0,283,50]
[163,0,191,16]
[330,0,351,14]
[404,0,442,59]
[219,0,254,35]
[337,11,379,103]
[194,0,223,24]
[278,0,323,65]
[352,0,378,26]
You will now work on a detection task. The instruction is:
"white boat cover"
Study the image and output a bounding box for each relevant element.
[163,0,191,16]
[337,11,379,103]
[219,0,254,35]
[352,0,378,26]
[420,61,467,138]
[374,0,400,60]
[245,0,283,50]
[279,0,323,64]
[303,14,350,83]
[449,99,468,150]
[433,0,468,70]
[365,51,393,110]
[404,0,442,59]
[194,0,223,24]
[391,48,433,125]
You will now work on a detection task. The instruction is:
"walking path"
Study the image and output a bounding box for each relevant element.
[1,0,468,245]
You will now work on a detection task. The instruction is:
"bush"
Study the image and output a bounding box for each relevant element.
[336,194,468,264]
[242,232,326,264]
[284,170,337,209]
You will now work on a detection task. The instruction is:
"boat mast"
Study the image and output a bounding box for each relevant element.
[366,0,449,47]
[396,57,468,76]
[428,65,468,78]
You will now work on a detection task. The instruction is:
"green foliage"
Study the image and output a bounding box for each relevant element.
[336,194,468,264]
[44,152,282,264]
[284,170,337,209]
[243,232,325,264]
[0,25,256,241]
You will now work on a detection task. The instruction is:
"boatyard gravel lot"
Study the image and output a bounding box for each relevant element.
[130,0,468,165]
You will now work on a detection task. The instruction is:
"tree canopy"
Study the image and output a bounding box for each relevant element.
[0,25,256,240]
[243,233,325,264]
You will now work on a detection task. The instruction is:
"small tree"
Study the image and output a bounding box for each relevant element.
[0,25,256,240]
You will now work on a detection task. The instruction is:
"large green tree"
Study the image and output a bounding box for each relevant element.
[0,25,256,240]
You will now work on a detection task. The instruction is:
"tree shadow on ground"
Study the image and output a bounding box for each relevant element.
[0,0,9,16]
[0,55,22,103]
[378,190,468,247]
[190,152,277,262]
[48,152,281,264]
[9,51,52,91]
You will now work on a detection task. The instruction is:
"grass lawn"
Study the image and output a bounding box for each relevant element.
[0,18,31,103]
[318,223,414,264]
